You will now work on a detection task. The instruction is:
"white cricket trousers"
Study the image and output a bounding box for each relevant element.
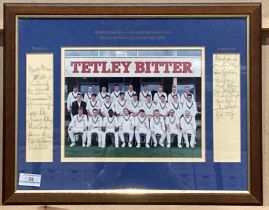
[135,130,151,145]
[183,130,196,147]
[151,130,165,146]
[119,130,134,145]
[68,128,86,145]
[87,129,102,147]
[167,130,183,147]
[101,130,119,148]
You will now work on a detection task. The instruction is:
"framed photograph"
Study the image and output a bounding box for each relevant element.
[3,3,262,205]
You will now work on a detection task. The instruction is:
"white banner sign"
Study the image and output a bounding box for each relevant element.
[64,57,201,77]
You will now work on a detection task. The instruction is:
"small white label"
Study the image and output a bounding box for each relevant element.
[19,173,41,187]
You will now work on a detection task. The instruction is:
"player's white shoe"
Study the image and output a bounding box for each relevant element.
[167,144,171,148]
[146,144,150,148]
[70,143,76,147]
[160,143,164,147]
[128,143,132,148]
[121,142,126,147]
[136,144,140,148]
[82,144,86,147]
[154,143,158,147]
[178,145,182,148]
[86,144,90,147]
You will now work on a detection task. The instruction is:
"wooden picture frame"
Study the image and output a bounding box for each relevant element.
[3,3,262,205]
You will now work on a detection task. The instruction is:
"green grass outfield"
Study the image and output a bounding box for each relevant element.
[65,143,201,158]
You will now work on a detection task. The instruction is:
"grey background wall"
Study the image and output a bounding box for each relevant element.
[0,1,269,209]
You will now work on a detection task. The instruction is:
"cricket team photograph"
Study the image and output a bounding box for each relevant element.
[66,84,198,150]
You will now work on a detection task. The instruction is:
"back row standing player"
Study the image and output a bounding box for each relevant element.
[69,83,194,105]
[97,86,110,104]
[153,85,167,103]
[154,84,195,104]
[180,86,195,104]
[67,86,80,120]
[110,84,121,102]
[139,84,152,103]
[168,85,180,103]
[125,84,136,102]
[68,83,197,117]
[84,86,94,106]
[85,88,196,117]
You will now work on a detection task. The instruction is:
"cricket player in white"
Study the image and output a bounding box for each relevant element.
[102,109,119,148]
[128,93,141,116]
[165,109,183,148]
[168,85,180,103]
[125,84,136,102]
[100,95,114,117]
[139,84,152,103]
[67,85,79,120]
[153,85,167,103]
[86,93,100,116]
[68,107,87,147]
[180,86,195,105]
[155,94,169,117]
[87,108,102,147]
[150,109,166,147]
[181,110,197,148]
[182,94,198,117]
[118,108,135,147]
[84,86,93,106]
[142,94,154,117]
[114,92,128,116]
[98,86,110,104]
[135,109,151,148]
[111,84,121,102]
[169,95,183,118]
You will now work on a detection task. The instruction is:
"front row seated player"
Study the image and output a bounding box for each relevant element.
[118,108,135,147]
[135,109,151,148]
[150,109,166,147]
[165,109,183,148]
[87,108,102,147]
[181,110,197,148]
[68,107,87,147]
[102,109,119,148]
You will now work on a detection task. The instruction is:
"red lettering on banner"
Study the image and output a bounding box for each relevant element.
[91,62,100,73]
[92,62,99,73]
[111,62,121,73]
[183,62,192,73]
[100,62,107,73]
[71,61,81,73]
[173,62,183,73]
[69,60,194,75]
[163,62,172,73]
[81,62,91,73]
[151,62,162,73]
[135,62,145,73]
[102,67,110,73]
[145,62,151,73]
[122,62,131,73]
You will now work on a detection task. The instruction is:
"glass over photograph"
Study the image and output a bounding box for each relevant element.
[61,48,205,161]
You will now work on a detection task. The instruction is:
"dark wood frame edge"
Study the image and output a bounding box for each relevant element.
[2,3,263,205]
